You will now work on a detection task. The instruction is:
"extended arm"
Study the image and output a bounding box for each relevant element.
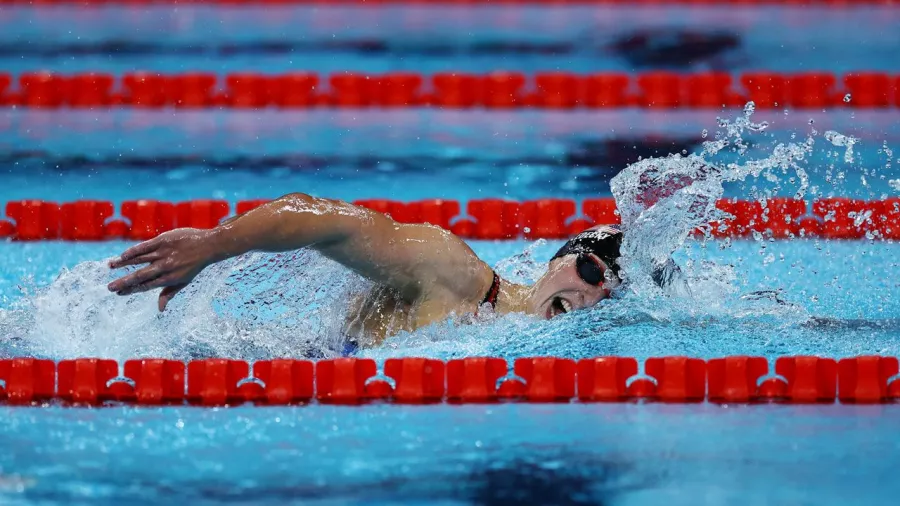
[108,193,492,311]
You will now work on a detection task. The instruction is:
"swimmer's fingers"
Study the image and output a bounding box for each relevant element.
[108,252,159,269]
[109,239,161,269]
[107,264,166,293]
[158,283,188,312]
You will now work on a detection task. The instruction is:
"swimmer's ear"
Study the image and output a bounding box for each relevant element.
[158,283,188,312]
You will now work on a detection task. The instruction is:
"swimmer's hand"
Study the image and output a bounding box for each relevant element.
[108,192,494,315]
[107,228,218,311]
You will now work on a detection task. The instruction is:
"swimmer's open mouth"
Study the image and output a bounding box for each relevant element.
[549,296,573,318]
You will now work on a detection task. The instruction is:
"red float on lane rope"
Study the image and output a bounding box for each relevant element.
[0,355,898,406]
[707,356,768,403]
[0,358,55,405]
[384,358,445,404]
[5,200,61,241]
[837,356,899,404]
[57,358,119,405]
[844,73,892,108]
[741,73,787,109]
[123,72,168,108]
[446,357,507,403]
[514,357,577,403]
[61,201,115,241]
[812,198,866,239]
[316,358,378,405]
[120,200,176,241]
[187,359,251,406]
[123,359,186,405]
[576,357,637,402]
[2,71,898,110]
[253,359,314,405]
[3,197,900,241]
[521,199,576,240]
[645,356,706,402]
[175,200,229,229]
[775,356,838,404]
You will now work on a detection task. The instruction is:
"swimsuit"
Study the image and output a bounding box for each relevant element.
[481,270,501,309]
[341,270,501,357]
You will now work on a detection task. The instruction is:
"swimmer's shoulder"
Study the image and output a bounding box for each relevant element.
[400,222,495,305]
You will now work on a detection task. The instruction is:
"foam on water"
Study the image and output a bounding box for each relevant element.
[0,252,369,360]
[1,107,897,361]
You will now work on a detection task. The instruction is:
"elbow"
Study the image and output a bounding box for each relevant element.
[279,192,314,206]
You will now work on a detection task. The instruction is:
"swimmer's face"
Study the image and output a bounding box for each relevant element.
[529,254,619,319]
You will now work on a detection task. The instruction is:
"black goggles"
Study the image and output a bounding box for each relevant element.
[575,253,608,286]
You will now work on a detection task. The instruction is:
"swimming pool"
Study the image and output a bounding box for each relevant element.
[2,3,900,505]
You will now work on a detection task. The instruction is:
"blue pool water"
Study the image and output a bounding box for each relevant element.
[2,403,900,505]
[2,4,900,505]
[1,6,899,73]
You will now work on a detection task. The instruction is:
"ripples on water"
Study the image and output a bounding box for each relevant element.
[1,107,897,361]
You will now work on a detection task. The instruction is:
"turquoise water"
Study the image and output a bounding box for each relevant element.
[1,6,898,73]
[2,234,900,505]
[2,4,900,505]
[1,109,898,203]
[2,238,899,361]
[2,403,900,505]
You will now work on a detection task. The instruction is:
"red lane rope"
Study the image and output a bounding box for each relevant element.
[1,71,898,109]
[0,356,896,406]
[0,197,896,241]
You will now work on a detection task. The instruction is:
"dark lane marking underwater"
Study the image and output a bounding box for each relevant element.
[0,28,741,69]
[0,137,703,174]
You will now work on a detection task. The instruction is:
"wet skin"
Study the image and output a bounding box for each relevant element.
[107,193,617,345]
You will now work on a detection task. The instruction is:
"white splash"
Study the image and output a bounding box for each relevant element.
[0,251,366,360]
[610,105,811,293]
[824,130,858,164]
[0,106,882,361]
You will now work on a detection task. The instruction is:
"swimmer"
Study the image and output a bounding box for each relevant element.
[107,193,623,346]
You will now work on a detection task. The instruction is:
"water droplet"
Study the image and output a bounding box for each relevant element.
[701,129,708,139]
[843,93,852,103]
[743,101,756,116]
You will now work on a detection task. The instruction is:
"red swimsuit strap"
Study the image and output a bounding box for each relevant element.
[480,271,501,308]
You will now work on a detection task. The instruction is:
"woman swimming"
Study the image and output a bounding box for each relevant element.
[107,193,623,347]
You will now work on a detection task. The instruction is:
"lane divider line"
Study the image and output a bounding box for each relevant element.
[0,197,896,242]
[1,356,897,406]
[1,71,898,109]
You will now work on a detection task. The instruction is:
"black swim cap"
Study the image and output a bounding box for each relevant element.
[550,225,679,288]
[550,225,623,278]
